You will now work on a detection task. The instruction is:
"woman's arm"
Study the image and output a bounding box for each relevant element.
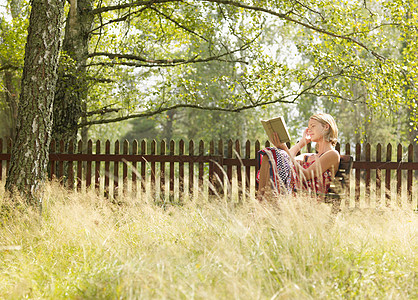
[294,150,340,180]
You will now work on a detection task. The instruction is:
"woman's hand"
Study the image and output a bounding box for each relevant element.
[301,128,312,145]
[271,132,287,150]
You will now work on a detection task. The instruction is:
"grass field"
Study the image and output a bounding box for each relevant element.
[0,183,417,299]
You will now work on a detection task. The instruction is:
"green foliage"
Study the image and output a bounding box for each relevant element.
[1,0,418,143]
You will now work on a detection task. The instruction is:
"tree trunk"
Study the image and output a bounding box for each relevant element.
[52,0,94,144]
[5,0,64,205]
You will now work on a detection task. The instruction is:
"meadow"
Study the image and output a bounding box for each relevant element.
[0,183,417,299]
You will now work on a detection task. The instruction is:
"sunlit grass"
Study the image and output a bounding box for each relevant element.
[0,182,417,299]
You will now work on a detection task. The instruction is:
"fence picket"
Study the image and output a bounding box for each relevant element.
[114,140,120,198]
[132,140,138,196]
[386,143,392,207]
[179,140,185,196]
[355,143,361,207]
[151,140,156,196]
[95,140,101,192]
[365,143,371,205]
[77,140,83,191]
[209,140,215,196]
[376,143,382,205]
[245,140,251,194]
[215,140,224,196]
[198,140,204,194]
[235,139,242,200]
[189,140,194,197]
[397,144,402,206]
[140,140,146,194]
[227,140,233,198]
[104,140,110,198]
[86,140,92,189]
[123,140,129,195]
[407,144,413,203]
[68,140,74,190]
[160,140,166,199]
[170,140,175,196]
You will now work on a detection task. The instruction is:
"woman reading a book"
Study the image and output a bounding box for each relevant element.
[256,113,340,200]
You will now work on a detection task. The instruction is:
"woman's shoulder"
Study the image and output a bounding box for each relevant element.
[320,149,340,162]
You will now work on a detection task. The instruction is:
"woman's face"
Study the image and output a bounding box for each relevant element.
[308,119,329,142]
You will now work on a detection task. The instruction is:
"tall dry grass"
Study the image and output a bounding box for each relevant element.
[0,182,417,299]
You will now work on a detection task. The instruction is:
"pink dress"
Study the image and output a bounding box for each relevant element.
[293,154,333,194]
[256,149,333,195]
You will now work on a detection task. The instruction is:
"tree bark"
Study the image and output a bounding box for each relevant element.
[52,0,94,144]
[5,0,64,205]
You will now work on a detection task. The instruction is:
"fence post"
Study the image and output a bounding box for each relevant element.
[151,140,156,199]
[355,143,361,208]
[86,140,92,190]
[68,140,75,190]
[140,140,147,195]
[227,139,233,198]
[169,140,175,198]
[160,140,166,200]
[376,143,382,206]
[198,140,204,197]
[189,140,194,198]
[217,139,224,197]
[123,140,129,196]
[385,143,392,207]
[179,139,185,198]
[95,140,101,193]
[365,143,371,206]
[209,140,215,196]
[235,139,243,201]
[77,140,83,191]
[132,140,138,197]
[407,144,413,204]
[104,140,110,198]
[396,144,402,207]
[114,140,120,199]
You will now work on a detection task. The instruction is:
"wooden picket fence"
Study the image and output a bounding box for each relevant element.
[0,138,417,209]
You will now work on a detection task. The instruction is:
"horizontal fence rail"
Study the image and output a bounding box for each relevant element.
[0,138,417,209]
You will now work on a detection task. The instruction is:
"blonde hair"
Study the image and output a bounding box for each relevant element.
[310,113,338,146]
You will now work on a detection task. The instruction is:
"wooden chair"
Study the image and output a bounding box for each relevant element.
[321,154,354,214]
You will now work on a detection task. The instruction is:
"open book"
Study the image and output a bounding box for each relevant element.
[261,116,291,144]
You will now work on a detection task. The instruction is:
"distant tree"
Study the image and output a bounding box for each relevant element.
[0,0,27,139]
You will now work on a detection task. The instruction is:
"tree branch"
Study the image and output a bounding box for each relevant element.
[199,0,386,60]
[90,7,149,33]
[87,44,250,67]
[0,64,21,71]
[91,0,181,15]
[150,6,209,42]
